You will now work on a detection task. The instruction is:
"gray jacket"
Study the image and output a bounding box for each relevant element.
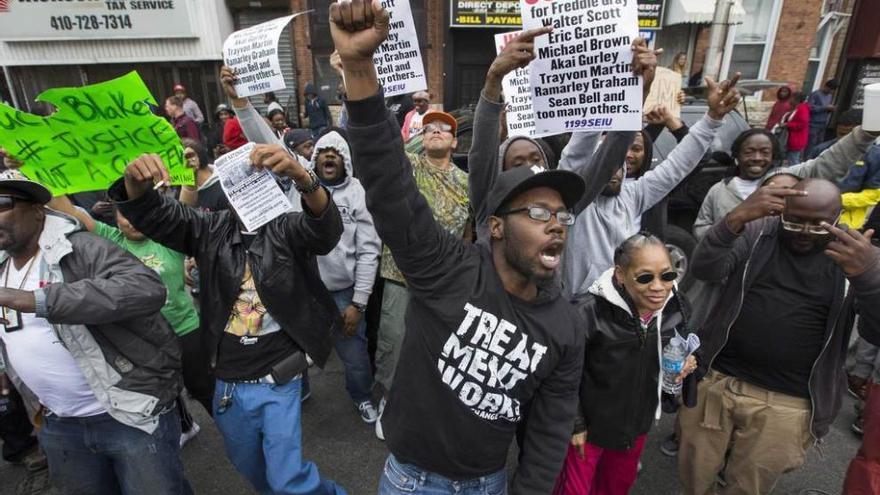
[2,213,180,433]
[561,115,723,298]
[693,127,879,239]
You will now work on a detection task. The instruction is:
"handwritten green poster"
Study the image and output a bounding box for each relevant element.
[0,71,193,195]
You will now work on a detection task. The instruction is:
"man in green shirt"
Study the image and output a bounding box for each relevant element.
[48,195,211,447]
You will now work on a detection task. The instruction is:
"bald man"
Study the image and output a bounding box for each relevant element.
[678,178,880,494]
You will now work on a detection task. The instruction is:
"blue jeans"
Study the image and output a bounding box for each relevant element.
[333,287,374,403]
[378,455,507,495]
[38,409,191,495]
[786,149,803,166]
[213,377,346,495]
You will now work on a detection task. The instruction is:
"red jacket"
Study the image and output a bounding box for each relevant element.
[785,103,810,152]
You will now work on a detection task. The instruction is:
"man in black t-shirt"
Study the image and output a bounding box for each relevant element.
[679,178,880,494]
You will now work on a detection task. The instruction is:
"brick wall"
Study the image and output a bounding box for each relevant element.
[822,0,856,83]
[426,0,445,103]
[764,0,823,94]
[290,0,313,117]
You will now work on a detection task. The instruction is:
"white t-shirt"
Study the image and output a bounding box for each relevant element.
[730,176,761,200]
[0,253,105,417]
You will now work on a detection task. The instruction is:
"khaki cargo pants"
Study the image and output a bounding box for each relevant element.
[678,370,814,495]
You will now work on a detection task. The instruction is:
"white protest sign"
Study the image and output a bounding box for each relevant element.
[223,13,305,98]
[215,143,293,232]
[374,0,428,97]
[521,0,642,135]
[494,31,536,138]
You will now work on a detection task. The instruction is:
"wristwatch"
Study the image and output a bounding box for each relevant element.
[352,302,367,313]
[295,169,321,194]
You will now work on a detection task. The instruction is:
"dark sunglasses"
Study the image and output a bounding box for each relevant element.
[0,194,32,211]
[634,271,678,285]
[499,205,575,226]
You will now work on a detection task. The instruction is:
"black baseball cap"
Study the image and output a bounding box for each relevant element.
[485,165,585,217]
[283,129,313,151]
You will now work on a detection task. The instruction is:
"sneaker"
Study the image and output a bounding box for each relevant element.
[358,401,378,424]
[16,464,54,495]
[179,421,201,448]
[852,416,865,436]
[375,397,387,441]
[660,433,679,457]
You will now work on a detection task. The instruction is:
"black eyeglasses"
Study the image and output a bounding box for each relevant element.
[634,271,678,285]
[499,206,575,226]
[0,195,31,212]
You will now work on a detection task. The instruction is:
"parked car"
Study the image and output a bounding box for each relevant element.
[405,102,751,284]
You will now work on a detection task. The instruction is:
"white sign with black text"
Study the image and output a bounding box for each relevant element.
[494,30,536,137]
[223,13,307,98]
[373,0,428,97]
[215,143,293,232]
[520,0,642,135]
[0,0,193,41]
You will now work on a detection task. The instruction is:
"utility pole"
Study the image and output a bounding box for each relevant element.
[703,0,735,83]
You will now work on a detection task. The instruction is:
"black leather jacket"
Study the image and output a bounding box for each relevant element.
[111,181,344,368]
[573,272,693,451]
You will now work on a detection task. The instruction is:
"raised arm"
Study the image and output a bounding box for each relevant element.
[559,131,631,215]
[629,75,741,214]
[47,195,96,232]
[784,126,880,181]
[469,27,552,227]
[220,66,284,147]
[332,0,465,295]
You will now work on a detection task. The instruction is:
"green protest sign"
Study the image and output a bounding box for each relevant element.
[0,71,193,195]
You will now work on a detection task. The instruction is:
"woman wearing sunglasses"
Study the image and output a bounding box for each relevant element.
[554,232,697,495]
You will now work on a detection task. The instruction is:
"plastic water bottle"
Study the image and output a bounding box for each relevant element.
[662,337,688,395]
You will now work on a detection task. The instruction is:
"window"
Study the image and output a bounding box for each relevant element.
[727,0,779,80]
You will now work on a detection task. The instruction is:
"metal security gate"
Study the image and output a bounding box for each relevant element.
[234,9,300,121]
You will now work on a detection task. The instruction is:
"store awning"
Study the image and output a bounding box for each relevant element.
[665,0,746,25]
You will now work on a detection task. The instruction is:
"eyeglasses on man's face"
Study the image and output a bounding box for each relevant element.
[0,194,31,212]
[499,205,575,226]
[780,213,839,235]
[423,122,453,134]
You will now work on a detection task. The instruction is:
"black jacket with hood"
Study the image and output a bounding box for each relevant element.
[573,267,695,451]
[691,215,880,441]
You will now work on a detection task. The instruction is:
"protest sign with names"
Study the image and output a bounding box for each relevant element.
[373,0,428,97]
[521,0,642,135]
[494,31,536,137]
[223,13,306,98]
[0,71,190,196]
[214,142,292,232]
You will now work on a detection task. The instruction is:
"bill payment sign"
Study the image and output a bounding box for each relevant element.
[0,0,194,41]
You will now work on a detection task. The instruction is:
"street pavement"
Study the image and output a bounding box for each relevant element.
[0,353,862,494]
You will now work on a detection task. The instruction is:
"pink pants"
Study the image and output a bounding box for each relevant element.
[553,435,647,495]
[844,381,880,495]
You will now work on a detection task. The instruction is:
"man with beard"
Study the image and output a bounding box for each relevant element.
[330,1,584,492]
[679,178,880,494]
[560,74,743,298]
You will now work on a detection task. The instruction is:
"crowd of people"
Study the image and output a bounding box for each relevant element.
[1,2,880,495]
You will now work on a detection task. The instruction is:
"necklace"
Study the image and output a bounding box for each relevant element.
[3,249,40,291]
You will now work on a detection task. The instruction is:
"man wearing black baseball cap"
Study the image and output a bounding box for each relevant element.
[331,2,586,492]
[0,170,190,493]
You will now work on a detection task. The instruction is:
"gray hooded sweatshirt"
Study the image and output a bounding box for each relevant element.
[310,131,381,305]
[692,126,879,238]
[561,115,723,298]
